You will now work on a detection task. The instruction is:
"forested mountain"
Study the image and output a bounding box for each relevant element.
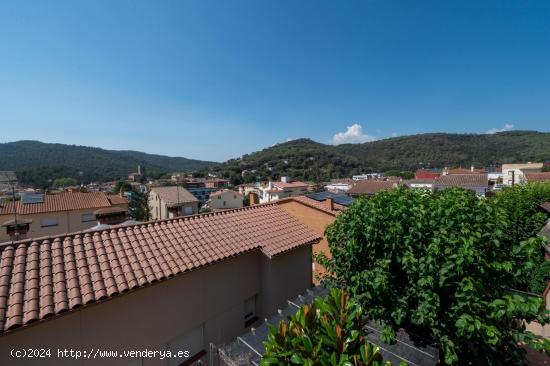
[212,131,550,183]
[0,141,216,187]
[3,131,550,187]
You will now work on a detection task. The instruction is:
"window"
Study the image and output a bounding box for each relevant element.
[41,218,58,228]
[223,201,226,207]
[184,206,193,215]
[81,213,96,223]
[218,196,221,199]
[244,295,258,327]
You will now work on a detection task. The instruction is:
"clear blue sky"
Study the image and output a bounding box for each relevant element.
[1,1,549,162]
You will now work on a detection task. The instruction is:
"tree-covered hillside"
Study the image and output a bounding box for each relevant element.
[0,141,217,187]
[212,131,550,183]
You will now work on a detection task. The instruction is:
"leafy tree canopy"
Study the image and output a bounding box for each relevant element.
[112,181,149,221]
[51,177,78,188]
[318,187,550,365]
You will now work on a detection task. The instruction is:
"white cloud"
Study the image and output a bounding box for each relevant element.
[486,123,514,134]
[331,124,377,145]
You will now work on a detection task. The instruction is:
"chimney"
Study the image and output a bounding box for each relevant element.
[326,197,334,211]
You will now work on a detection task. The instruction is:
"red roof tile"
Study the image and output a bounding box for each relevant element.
[0,192,112,216]
[0,204,320,334]
[278,196,345,216]
[150,186,198,206]
[415,170,441,180]
[107,195,128,205]
[525,173,550,183]
[435,174,489,187]
[348,181,397,196]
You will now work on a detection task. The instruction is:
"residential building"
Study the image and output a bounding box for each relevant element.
[525,172,550,183]
[434,174,489,196]
[237,184,259,196]
[325,179,353,193]
[149,186,199,220]
[276,193,351,282]
[208,189,244,210]
[347,180,398,198]
[0,192,128,242]
[352,173,383,181]
[502,163,543,186]
[404,179,436,190]
[259,179,309,204]
[0,204,321,365]
[186,187,218,206]
[444,166,486,175]
[181,179,230,205]
[205,179,230,188]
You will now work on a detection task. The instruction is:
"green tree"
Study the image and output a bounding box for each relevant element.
[261,288,401,366]
[318,188,550,365]
[52,177,78,188]
[492,182,550,249]
[113,181,150,221]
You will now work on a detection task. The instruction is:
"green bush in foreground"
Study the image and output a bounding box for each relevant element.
[261,288,402,366]
[318,188,550,365]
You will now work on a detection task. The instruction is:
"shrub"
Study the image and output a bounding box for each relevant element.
[261,288,401,366]
[318,188,549,365]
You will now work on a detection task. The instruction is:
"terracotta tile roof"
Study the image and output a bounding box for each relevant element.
[348,181,397,196]
[525,173,550,183]
[435,174,488,188]
[0,192,112,216]
[277,196,345,216]
[415,170,441,180]
[150,186,198,206]
[107,195,128,205]
[447,168,486,175]
[210,189,243,197]
[273,181,308,189]
[0,204,320,334]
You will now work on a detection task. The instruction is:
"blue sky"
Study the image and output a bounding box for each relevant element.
[1,1,549,162]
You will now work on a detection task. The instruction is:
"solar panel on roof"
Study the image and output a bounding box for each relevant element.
[21,193,44,204]
[306,191,356,207]
[333,195,355,206]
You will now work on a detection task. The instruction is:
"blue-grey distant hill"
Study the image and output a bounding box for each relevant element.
[0,140,217,187]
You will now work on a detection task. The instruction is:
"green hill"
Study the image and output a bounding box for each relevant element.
[212,131,550,183]
[0,141,217,187]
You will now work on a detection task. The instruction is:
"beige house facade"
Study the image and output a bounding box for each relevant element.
[149,186,199,220]
[208,190,244,210]
[0,192,127,243]
[502,163,543,186]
